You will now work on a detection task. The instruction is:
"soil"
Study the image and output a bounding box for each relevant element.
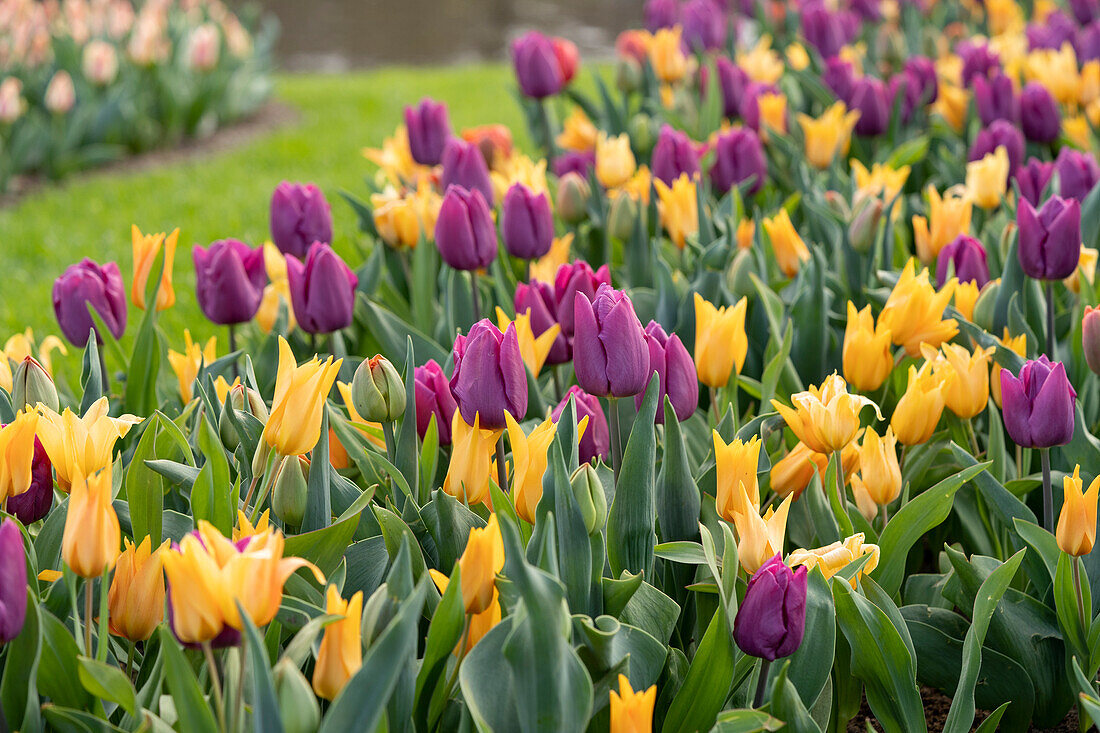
[0,100,299,209]
[847,686,1086,732]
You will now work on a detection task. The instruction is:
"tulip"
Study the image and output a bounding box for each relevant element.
[891,362,946,446]
[969,120,1024,174]
[511,31,567,99]
[762,209,811,278]
[220,382,270,452]
[991,329,1027,408]
[192,239,266,325]
[557,108,598,153]
[932,83,969,132]
[714,433,761,520]
[44,70,75,115]
[923,343,995,419]
[858,427,901,507]
[799,102,860,170]
[965,147,1010,210]
[261,337,342,458]
[754,91,788,137]
[552,386,610,464]
[637,321,697,423]
[440,139,495,205]
[850,160,910,202]
[849,76,889,137]
[733,555,807,661]
[651,125,700,187]
[556,172,590,224]
[443,411,500,506]
[0,519,26,642]
[1056,147,1100,201]
[649,27,688,83]
[770,440,859,500]
[732,492,793,574]
[6,435,54,525]
[501,183,554,260]
[36,397,139,491]
[286,242,358,334]
[709,127,766,195]
[596,132,638,189]
[959,41,1001,85]
[62,469,121,578]
[683,0,727,51]
[167,330,217,404]
[653,173,700,250]
[450,319,527,429]
[1072,0,1100,24]
[1017,196,1082,281]
[414,359,458,445]
[270,182,333,259]
[506,414,558,524]
[108,536,168,641]
[404,97,451,166]
[1015,158,1055,207]
[694,292,749,389]
[842,301,893,392]
[83,40,118,85]
[455,514,505,614]
[312,585,363,701]
[878,259,959,356]
[1057,466,1100,556]
[609,674,657,733]
[0,77,24,124]
[130,225,177,312]
[1086,308,1100,376]
[912,185,973,264]
[973,73,1019,126]
[1019,82,1061,143]
[903,56,938,106]
[351,355,406,423]
[573,284,651,398]
[645,0,679,30]
[788,533,879,587]
[163,533,233,646]
[276,660,321,733]
[936,234,989,289]
[496,307,560,378]
[770,373,880,456]
[716,57,750,118]
[823,56,856,101]
[435,185,498,272]
[1000,356,1076,449]
[0,411,39,506]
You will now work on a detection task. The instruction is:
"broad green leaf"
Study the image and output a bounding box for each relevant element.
[77,657,137,717]
[157,626,218,732]
[607,373,660,577]
[662,608,735,733]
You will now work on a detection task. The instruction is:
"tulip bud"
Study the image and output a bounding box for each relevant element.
[352,355,406,423]
[53,258,128,347]
[1056,147,1100,202]
[709,127,766,195]
[726,248,757,299]
[971,279,1000,331]
[1057,465,1100,556]
[0,519,27,642]
[627,114,655,157]
[404,97,452,167]
[848,197,883,254]
[1017,196,1082,281]
[1001,356,1077,448]
[270,182,333,259]
[502,183,554,260]
[11,356,58,412]
[435,185,499,271]
[551,386,610,465]
[1020,82,1061,143]
[607,193,638,241]
[1085,307,1100,375]
[573,284,651,398]
[570,463,608,535]
[272,455,309,528]
[274,659,322,733]
[637,320,697,423]
[616,57,642,93]
[285,242,359,335]
[219,383,269,452]
[441,138,495,205]
[414,359,458,445]
[450,320,528,429]
[556,173,590,224]
[733,555,807,661]
[969,119,1024,173]
[651,124,700,187]
[511,31,569,99]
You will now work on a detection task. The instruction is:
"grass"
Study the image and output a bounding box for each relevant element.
[0,64,530,360]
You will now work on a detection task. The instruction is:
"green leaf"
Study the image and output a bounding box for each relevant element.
[413,565,464,731]
[238,602,284,733]
[157,626,219,732]
[77,657,138,717]
[302,410,332,531]
[394,337,420,509]
[79,329,104,414]
[709,709,783,732]
[785,569,834,709]
[38,612,92,710]
[1054,553,1092,660]
[654,541,708,564]
[284,513,360,578]
[656,396,701,543]
[124,416,165,543]
[662,608,736,733]
[1,591,41,732]
[769,660,823,733]
[607,373,660,577]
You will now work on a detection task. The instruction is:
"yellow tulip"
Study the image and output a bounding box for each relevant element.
[455,514,505,615]
[762,208,810,278]
[693,292,748,389]
[1065,115,1092,151]
[737,36,784,85]
[851,160,911,202]
[921,342,994,419]
[654,173,699,250]
[932,82,969,132]
[160,532,225,643]
[1024,44,1081,105]
[965,146,1010,210]
[952,280,980,322]
[912,185,972,263]
[0,410,39,503]
[736,219,755,250]
[131,225,178,311]
[362,124,431,188]
[3,329,67,375]
[61,468,121,578]
[557,107,598,152]
[370,182,440,249]
[890,362,946,446]
[108,536,169,641]
[529,233,573,284]
[786,42,811,71]
[612,165,653,205]
[428,571,502,655]
[788,532,880,587]
[490,153,549,201]
[986,0,1024,35]
[233,509,271,542]
[167,329,217,403]
[36,397,140,491]
[731,490,793,573]
[769,440,859,500]
[443,411,500,507]
[757,92,788,137]
[1057,466,1100,556]
[213,375,239,404]
[495,307,560,378]
[798,102,860,170]
[262,337,342,457]
[506,413,558,524]
[609,674,657,733]
[991,329,1027,408]
[1064,247,1098,294]
[770,373,880,456]
[714,432,761,521]
[649,26,688,83]
[1082,60,1100,106]
[842,301,893,392]
[596,133,637,189]
[256,279,297,334]
[312,585,363,701]
[857,427,901,507]
[878,259,959,356]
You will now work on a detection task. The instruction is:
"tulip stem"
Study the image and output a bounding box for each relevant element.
[243,475,260,511]
[609,398,622,481]
[880,503,888,529]
[84,578,94,658]
[495,437,509,496]
[125,641,135,680]
[552,367,564,401]
[1073,555,1087,630]
[752,658,771,708]
[964,418,981,457]
[1041,447,1053,534]
[1046,280,1056,360]
[227,324,238,380]
[202,642,229,733]
[469,271,481,321]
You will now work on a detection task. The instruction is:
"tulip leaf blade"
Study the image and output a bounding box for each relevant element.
[76,656,138,718]
[1054,552,1092,662]
[660,604,735,733]
[301,409,333,532]
[237,602,284,733]
[78,327,104,415]
[656,396,701,544]
[1,590,42,732]
[123,281,164,418]
[607,373,660,578]
[125,415,165,544]
[413,564,464,732]
[157,626,218,733]
[769,659,823,733]
[393,336,420,511]
[784,568,835,710]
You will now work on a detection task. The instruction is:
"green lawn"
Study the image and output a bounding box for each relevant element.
[0,65,529,360]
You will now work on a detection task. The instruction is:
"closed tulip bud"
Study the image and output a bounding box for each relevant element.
[272,455,309,527]
[627,114,655,157]
[858,427,901,506]
[616,57,643,93]
[285,242,358,335]
[608,191,638,241]
[554,263,611,341]
[936,234,989,288]
[414,359,458,445]
[727,247,757,299]
[1017,196,1082,281]
[441,138,495,205]
[848,197,883,254]
[556,173,590,224]
[693,292,748,389]
[108,537,168,641]
[569,463,608,535]
[799,102,860,170]
[973,73,1019,127]
[714,433,761,521]
[789,533,879,587]
[891,362,946,446]
[969,120,1024,173]
[1020,82,1061,143]
[260,337,342,459]
[352,355,406,423]
[682,0,727,51]
[1015,158,1055,207]
[972,280,1001,331]
[451,320,527,429]
[219,383,269,452]
[270,182,333,259]
[637,320,697,423]
[6,435,54,525]
[1000,356,1076,448]
[645,0,679,30]
[1085,307,1100,375]
[843,302,893,392]
[710,127,766,195]
[53,258,128,347]
[0,519,27,643]
[651,125,700,187]
[771,373,880,455]
[443,411,500,506]
[511,31,567,99]
[762,209,811,278]
[192,239,266,326]
[552,386,610,465]
[12,356,58,412]
[312,585,363,701]
[1056,147,1100,202]
[62,469,121,578]
[609,673,657,733]
[457,514,504,614]
[849,76,889,137]
[574,284,651,398]
[733,555,807,661]
[1057,466,1100,556]
[404,97,452,166]
[274,659,322,733]
[44,70,75,114]
[502,183,554,260]
[435,185,498,272]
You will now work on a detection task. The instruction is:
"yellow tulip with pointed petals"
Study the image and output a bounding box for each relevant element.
[36,397,140,492]
[495,307,560,378]
[557,107,598,152]
[890,362,946,446]
[920,342,994,419]
[912,185,972,264]
[649,26,688,83]
[842,301,893,392]
[131,225,178,311]
[529,233,573,284]
[762,209,810,278]
[788,532,879,587]
[61,468,121,578]
[851,160,910,202]
[108,536,169,641]
[506,413,558,524]
[167,329,217,403]
[428,571,502,655]
[654,173,699,250]
[757,92,788,137]
[714,432,761,521]
[596,132,637,189]
[1057,466,1100,556]
[312,585,363,701]
[770,373,880,456]
[857,427,901,506]
[262,337,342,457]
[798,102,860,170]
[0,410,38,503]
[991,329,1027,408]
[454,514,505,615]
[932,82,969,132]
[878,259,959,356]
[443,411,500,507]
[965,146,1010,210]
[610,673,657,733]
[731,490,793,573]
[693,292,748,389]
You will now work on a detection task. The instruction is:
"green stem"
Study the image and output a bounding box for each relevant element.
[1046,279,1056,361]
[84,578,94,658]
[125,641,135,680]
[609,398,622,481]
[1041,448,1053,534]
[469,271,481,322]
[753,658,772,708]
[1074,555,1087,631]
[202,642,228,733]
[964,418,981,457]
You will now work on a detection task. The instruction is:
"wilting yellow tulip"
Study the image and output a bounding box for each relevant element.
[932,82,969,132]
[921,342,994,419]
[912,185,973,263]
[609,674,657,733]
[891,362,946,446]
[596,133,638,189]
[769,440,859,500]
[737,36,784,85]
[714,433,761,521]
[61,468,121,578]
[878,259,959,356]
[36,397,140,492]
[842,301,893,392]
[1057,466,1100,556]
[991,329,1027,408]
[0,410,39,503]
[262,337,342,457]
[443,411,500,507]
[857,427,901,506]
[312,585,363,701]
[495,307,560,378]
[529,233,573,284]
[167,329,217,403]
[506,413,558,524]
[428,571,502,655]
[654,173,699,250]
[788,532,880,587]
[108,536,168,641]
[851,160,911,202]
[557,107,598,152]
[798,102,860,170]
[762,208,810,278]
[454,514,505,615]
[649,26,688,83]
[131,225,178,311]
[757,92,788,137]
[1065,247,1098,294]
[965,146,1010,210]
[732,491,793,573]
[693,293,748,389]
[770,373,880,456]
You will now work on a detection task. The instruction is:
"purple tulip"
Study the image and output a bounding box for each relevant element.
[554,261,612,339]
[502,183,554,260]
[969,120,1025,173]
[1014,158,1056,207]
[1056,147,1100,201]
[285,242,358,334]
[192,239,266,326]
[1077,21,1100,62]
[888,74,922,125]
[1017,196,1082,281]
[1000,356,1076,448]
[740,82,781,132]
[903,56,938,105]
[52,258,127,347]
[823,56,856,102]
[414,359,458,445]
[936,234,989,288]
[710,126,766,194]
[515,280,570,364]
[645,0,680,31]
[637,321,697,422]
[0,519,27,643]
[652,125,701,186]
[552,150,595,178]
[435,185,498,272]
[450,319,528,429]
[973,72,1019,127]
[717,57,750,118]
[511,31,566,99]
[958,41,1001,85]
[733,555,808,661]
[1071,0,1100,25]
[850,76,890,136]
[6,437,53,525]
[1019,82,1061,143]
[801,2,850,59]
[1026,11,1076,51]
[404,98,452,166]
[573,284,651,398]
[682,0,727,51]
[441,139,495,205]
[552,385,610,464]
[270,182,333,259]
[851,0,882,21]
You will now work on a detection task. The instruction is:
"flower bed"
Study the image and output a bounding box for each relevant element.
[2,0,1100,731]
